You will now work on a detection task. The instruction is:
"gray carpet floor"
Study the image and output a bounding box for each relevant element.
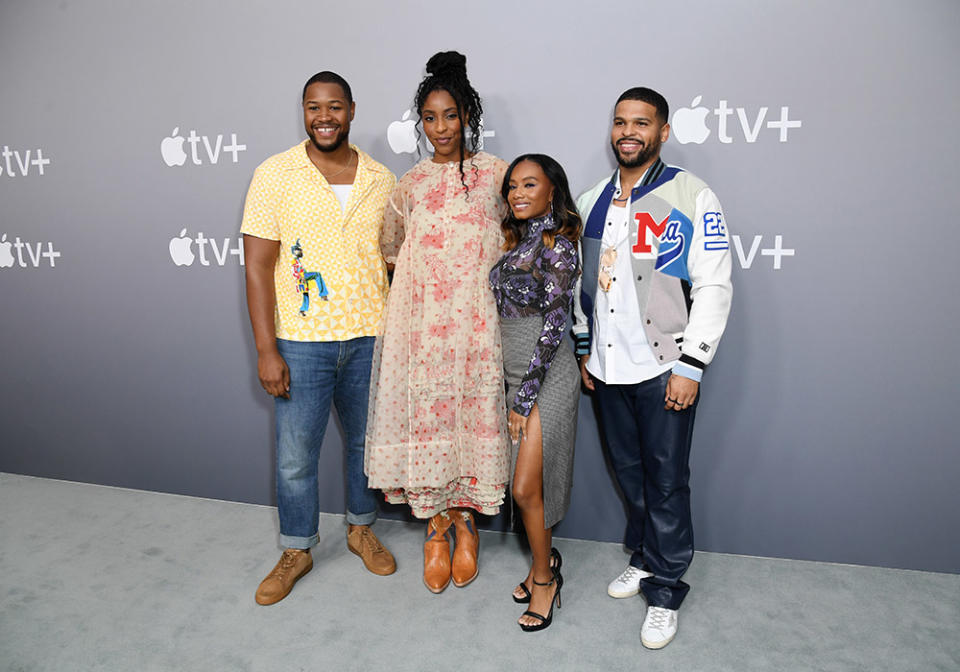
[1,472,957,672]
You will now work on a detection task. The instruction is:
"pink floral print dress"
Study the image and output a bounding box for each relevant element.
[365,152,512,518]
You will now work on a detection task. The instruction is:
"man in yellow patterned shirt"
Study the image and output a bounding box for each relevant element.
[241,71,397,605]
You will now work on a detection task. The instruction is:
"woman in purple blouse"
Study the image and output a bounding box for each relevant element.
[489,154,581,631]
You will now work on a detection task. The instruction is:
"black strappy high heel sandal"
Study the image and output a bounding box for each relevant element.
[518,565,563,632]
[513,547,562,603]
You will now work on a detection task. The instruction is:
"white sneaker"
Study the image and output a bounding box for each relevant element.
[640,606,678,649]
[607,564,653,598]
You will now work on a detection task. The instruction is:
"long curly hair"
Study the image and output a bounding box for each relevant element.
[501,154,582,251]
[414,51,483,194]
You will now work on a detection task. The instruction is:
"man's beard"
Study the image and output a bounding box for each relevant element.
[310,129,348,153]
[611,138,659,168]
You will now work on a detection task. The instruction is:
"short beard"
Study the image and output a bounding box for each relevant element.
[610,139,659,168]
[311,131,348,153]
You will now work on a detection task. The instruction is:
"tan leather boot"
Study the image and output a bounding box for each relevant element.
[423,512,453,593]
[451,509,479,587]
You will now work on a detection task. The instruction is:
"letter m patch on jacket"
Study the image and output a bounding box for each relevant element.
[632,208,692,281]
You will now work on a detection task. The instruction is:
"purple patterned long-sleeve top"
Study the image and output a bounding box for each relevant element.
[489,213,580,417]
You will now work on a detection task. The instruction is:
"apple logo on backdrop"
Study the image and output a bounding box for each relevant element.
[161,127,188,167]
[169,228,195,266]
[387,110,419,155]
[0,234,14,268]
[671,96,711,145]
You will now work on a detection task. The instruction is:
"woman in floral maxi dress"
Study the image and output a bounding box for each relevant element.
[365,51,510,593]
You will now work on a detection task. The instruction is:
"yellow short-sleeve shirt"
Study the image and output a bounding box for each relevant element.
[240,141,396,342]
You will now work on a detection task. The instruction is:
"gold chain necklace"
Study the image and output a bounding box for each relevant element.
[320,150,355,180]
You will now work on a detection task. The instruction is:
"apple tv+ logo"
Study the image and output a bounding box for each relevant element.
[160,128,247,167]
[0,234,61,269]
[0,146,51,177]
[169,229,245,267]
[671,96,802,145]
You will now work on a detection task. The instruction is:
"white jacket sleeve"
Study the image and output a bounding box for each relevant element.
[680,187,733,369]
[571,191,594,356]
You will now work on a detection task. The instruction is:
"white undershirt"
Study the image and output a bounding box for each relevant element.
[330,183,353,213]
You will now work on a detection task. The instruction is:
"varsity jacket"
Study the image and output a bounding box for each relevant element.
[571,158,733,379]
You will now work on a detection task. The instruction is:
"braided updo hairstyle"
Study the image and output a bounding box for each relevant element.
[414,51,483,194]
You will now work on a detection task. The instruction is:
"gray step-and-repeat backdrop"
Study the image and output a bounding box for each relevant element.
[2,1,958,573]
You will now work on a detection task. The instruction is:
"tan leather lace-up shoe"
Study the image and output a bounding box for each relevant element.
[347,525,396,576]
[255,548,312,605]
[451,509,479,587]
[423,512,454,593]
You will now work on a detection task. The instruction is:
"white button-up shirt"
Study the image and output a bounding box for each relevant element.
[585,173,674,385]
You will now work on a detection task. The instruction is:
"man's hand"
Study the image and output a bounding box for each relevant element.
[665,374,698,411]
[258,349,290,399]
[579,355,595,391]
[508,409,528,445]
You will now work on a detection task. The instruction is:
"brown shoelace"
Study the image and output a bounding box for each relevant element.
[267,549,304,579]
[358,528,387,554]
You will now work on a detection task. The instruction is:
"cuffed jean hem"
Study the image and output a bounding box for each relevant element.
[346,510,377,526]
[280,532,319,550]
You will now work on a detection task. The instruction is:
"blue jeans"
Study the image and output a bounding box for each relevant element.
[275,337,378,549]
[593,371,699,610]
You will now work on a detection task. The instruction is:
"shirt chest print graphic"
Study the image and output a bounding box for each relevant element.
[599,247,617,292]
[290,238,328,316]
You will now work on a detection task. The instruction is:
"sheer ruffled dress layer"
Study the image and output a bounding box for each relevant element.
[365,153,511,519]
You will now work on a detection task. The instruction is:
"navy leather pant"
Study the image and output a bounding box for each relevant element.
[593,371,698,610]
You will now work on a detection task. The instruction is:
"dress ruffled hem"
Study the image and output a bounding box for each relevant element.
[382,478,506,519]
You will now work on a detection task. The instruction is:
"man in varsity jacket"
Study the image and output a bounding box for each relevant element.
[572,87,733,649]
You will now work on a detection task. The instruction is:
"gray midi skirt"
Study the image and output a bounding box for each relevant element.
[501,316,580,529]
